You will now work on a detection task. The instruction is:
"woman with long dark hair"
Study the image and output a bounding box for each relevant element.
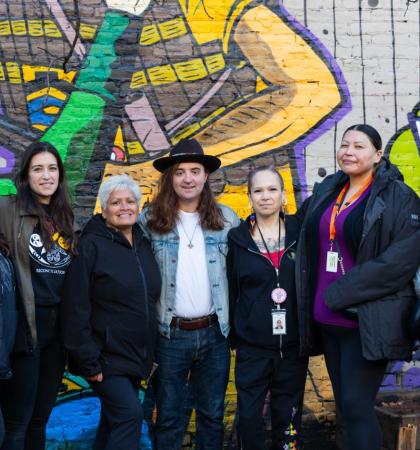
[0,141,75,450]
[296,124,420,450]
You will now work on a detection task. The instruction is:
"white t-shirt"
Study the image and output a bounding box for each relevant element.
[174,210,214,318]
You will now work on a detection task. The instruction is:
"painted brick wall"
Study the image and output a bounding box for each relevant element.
[0,0,419,448]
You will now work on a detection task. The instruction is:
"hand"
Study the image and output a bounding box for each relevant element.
[105,0,151,16]
[86,372,103,382]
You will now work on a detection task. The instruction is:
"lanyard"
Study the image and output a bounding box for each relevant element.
[256,220,282,284]
[329,175,373,243]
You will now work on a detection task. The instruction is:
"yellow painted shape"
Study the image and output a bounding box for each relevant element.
[11,20,27,36]
[0,21,11,36]
[33,124,47,131]
[130,70,148,89]
[6,62,22,84]
[147,64,177,85]
[127,141,145,155]
[173,58,207,82]
[255,76,268,93]
[205,54,225,74]
[172,122,201,144]
[44,20,61,37]
[199,106,226,128]
[22,65,76,84]
[389,127,420,195]
[114,126,125,151]
[0,64,5,81]
[159,17,187,40]
[139,24,160,46]
[62,378,83,392]
[79,23,97,40]
[28,20,43,37]
[43,106,61,114]
[217,184,250,219]
[26,86,67,102]
[178,0,253,48]
[223,0,254,53]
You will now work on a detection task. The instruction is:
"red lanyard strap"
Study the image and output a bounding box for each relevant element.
[329,175,373,243]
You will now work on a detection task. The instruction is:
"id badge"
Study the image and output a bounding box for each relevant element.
[326,251,338,273]
[272,309,286,335]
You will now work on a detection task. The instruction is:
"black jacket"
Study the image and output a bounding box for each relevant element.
[0,251,17,379]
[61,215,161,378]
[227,215,301,357]
[296,158,420,360]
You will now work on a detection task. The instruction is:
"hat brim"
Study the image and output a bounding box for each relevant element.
[153,154,221,173]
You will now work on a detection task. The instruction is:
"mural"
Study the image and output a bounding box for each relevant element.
[1,0,419,448]
[0,0,349,217]
[386,102,420,195]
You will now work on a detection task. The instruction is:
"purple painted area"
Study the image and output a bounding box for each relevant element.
[0,146,15,175]
[277,3,352,199]
[402,367,420,390]
[380,361,420,391]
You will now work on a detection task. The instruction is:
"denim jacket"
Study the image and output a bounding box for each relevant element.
[139,204,240,338]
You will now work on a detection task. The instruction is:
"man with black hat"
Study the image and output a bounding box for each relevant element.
[139,138,239,449]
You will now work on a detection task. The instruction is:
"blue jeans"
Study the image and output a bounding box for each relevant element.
[154,323,230,450]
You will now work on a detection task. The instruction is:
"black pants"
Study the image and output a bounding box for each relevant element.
[235,348,308,450]
[89,375,143,450]
[0,305,66,450]
[319,324,387,450]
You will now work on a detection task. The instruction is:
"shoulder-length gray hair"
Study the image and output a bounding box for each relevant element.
[98,174,141,210]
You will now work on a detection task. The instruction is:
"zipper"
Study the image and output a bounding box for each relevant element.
[18,216,24,239]
[133,244,150,325]
[246,240,296,358]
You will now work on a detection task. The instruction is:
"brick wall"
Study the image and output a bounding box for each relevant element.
[0,1,419,448]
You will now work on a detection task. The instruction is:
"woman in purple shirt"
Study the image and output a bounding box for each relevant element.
[295,124,420,450]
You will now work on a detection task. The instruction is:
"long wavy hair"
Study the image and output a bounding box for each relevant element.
[16,142,76,253]
[147,164,224,233]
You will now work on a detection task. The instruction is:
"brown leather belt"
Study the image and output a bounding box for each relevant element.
[170,313,218,331]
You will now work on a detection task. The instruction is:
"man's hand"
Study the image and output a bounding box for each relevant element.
[105,0,151,16]
[86,372,103,382]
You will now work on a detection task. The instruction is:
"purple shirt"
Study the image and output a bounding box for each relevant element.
[313,187,371,328]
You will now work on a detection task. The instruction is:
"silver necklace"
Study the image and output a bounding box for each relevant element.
[179,218,199,249]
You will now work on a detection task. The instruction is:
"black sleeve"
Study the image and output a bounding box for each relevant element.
[227,237,239,349]
[325,188,420,310]
[61,238,102,377]
[294,195,312,227]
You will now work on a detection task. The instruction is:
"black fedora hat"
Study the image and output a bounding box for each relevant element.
[153,139,221,173]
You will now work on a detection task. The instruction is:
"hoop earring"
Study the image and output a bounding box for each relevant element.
[281,196,288,214]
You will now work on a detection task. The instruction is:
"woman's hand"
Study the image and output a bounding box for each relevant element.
[86,372,103,382]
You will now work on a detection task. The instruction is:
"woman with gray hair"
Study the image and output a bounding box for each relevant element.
[61,174,161,450]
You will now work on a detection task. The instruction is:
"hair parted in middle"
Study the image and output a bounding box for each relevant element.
[146,164,225,233]
[16,141,75,253]
[98,174,141,211]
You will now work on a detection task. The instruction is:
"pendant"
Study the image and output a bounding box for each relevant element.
[271,287,287,304]
[187,242,194,249]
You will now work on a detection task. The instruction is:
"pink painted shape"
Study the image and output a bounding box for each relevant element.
[165,68,232,134]
[44,0,86,60]
[125,96,170,153]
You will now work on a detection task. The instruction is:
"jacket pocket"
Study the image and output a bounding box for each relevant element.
[236,298,274,347]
